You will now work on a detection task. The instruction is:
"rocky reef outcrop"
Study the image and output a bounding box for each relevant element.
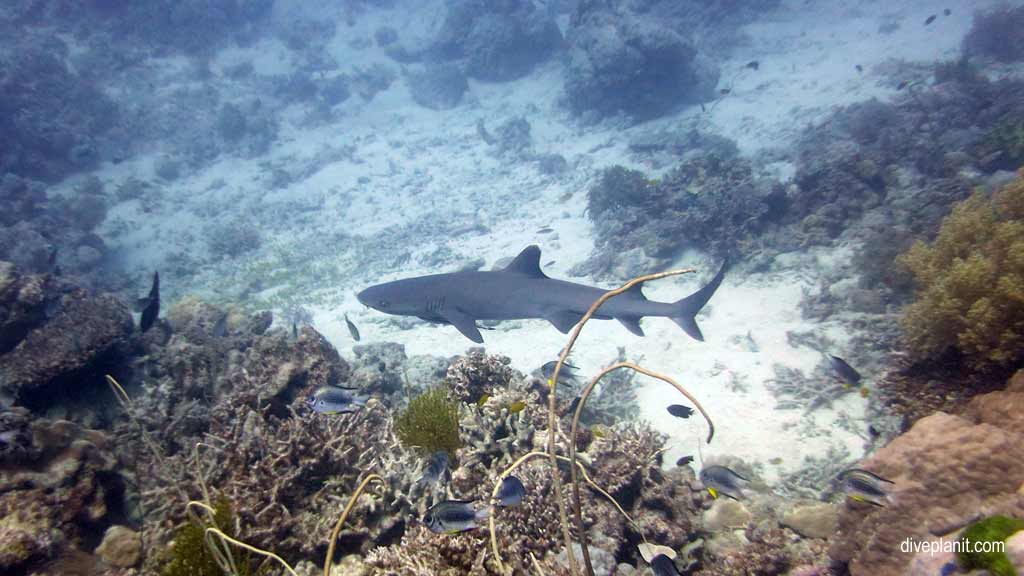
[830,371,1024,576]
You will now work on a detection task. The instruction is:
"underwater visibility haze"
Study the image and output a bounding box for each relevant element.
[2,0,1024,575]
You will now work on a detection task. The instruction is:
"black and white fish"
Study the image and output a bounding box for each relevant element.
[139,271,160,333]
[307,386,368,415]
[700,465,750,501]
[651,554,681,576]
[837,468,894,507]
[667,404,694,419]
[422,500,489,534]
[540,360,578,383]
[495,475,526,507]
[418,450,449,486]
[828,355,862,386]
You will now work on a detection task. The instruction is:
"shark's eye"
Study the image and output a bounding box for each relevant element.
[378,300,389,308]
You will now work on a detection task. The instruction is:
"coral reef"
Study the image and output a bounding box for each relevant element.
[564,1,717,121]
[897,172,1024,372]
[431,0,562,82]
[0,175,113,278]
[0,414,124,574]
[0,264,133,407]
[829,373,1024,575]
[444,348,516,404]
[0,33,119,181]
[581,155,782,277]
[963,5,1024,63]
[406,62,468,110]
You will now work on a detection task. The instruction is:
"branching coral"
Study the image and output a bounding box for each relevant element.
[897,172,1024,372]
[444,348,516,404]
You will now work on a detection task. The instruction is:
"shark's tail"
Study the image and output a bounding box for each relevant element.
[670,260,728,341]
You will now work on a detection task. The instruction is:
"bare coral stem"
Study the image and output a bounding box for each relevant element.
[568,362,715,573]
[324,474,385,576]
[488,451,645,573]
[545,268,695,576]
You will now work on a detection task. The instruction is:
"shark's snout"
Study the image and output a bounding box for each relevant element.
[355,289,369,307]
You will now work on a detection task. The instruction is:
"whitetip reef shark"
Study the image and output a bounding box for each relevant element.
[356,245,727,343]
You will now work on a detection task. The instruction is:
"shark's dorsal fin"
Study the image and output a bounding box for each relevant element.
[622,284,648,301]
[503,245,547,278]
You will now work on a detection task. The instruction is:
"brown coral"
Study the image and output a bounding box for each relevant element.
[897,171,1024,372]
[444,348,516,404]
[828,388,1024,576]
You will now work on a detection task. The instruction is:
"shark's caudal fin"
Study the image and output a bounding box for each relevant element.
[670,260,728,341]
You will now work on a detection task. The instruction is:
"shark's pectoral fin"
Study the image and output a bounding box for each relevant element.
[546,310,584,333]
[444,309,484,343]
[616,316,645,336]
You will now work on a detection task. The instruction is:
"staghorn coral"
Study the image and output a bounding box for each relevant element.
[134,397,404,573]
[897,172,1024,372]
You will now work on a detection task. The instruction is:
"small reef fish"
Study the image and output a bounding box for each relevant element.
[139,271,160,333]
[422,500,490,534]
[855,64,863,73]
[667,404,694,419]
[943,8,950,16]
[828,355,862,386]
[477,394,490,407]
[212,312,229,338]
[536,227,553,234]
[651,554,681,576]
[676,455,694,467]
[344,314,361,341]
[896,80,909,90]
[544,260,556,267]
[837,468,894,507]
[719,88,731,95]
[508,400,526,414]
[307,386,368,415]
[700,465,750,500]
[924,14,936,26]
[541,360,578,382]
[745,60,759,71]
[562,396,582,417]
[495,475,526,507]
[418,450,449,486]
[590,425,607,438]
[743,330,759,353]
